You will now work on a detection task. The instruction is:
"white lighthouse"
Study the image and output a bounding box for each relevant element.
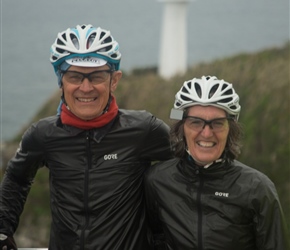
[158,0,191,79]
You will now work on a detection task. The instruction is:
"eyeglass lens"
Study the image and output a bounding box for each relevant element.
[62,70,112,85]
[185,116,230,132]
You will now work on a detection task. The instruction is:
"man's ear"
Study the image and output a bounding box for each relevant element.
[110,70,122,92]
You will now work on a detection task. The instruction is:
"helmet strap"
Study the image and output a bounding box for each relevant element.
[102,95,112,114]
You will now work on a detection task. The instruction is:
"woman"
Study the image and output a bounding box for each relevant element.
[145,76,289,250]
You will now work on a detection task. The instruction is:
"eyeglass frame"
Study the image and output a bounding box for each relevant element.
[183,115,233,132]
[60,69,114,85]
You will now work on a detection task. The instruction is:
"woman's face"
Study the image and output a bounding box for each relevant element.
[183,105,230,166]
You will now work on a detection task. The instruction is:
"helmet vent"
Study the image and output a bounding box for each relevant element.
[209,84,219,98]
[55,47,65,54]
[99,32,113,52]
[111,53,118,59]
[58,34,66,45]
[222,83,233,94]
[194,82,201,98]
[180,94,191,101]
[70,34,79,49]
[226,88,233,94]
[222,83,228,90]
[219,97,232,103]
[100,31,106,39]
[87,34,96,49]
[56,36,66,54]
[182,85,190,94]
[100,32,112,43]
[225,89,233,95]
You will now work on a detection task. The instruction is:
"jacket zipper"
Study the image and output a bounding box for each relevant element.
[196,169,204,250]
[80,131,92,250]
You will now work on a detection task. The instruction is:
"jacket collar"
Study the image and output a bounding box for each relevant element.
[178,153,231,180]
[56,114,118,143]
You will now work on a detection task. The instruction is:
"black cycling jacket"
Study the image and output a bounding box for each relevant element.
[145,157,289,250]
[0,109,172,250]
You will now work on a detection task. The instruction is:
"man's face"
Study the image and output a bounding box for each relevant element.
[183,105,229,165]
[62,65,122,120]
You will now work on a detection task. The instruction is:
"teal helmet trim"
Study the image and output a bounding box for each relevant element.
[55,61,71,88]
[51,52,120,73]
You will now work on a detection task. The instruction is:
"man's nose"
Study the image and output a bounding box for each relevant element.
[79,77,94,91]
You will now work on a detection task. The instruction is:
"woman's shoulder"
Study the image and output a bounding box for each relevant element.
[147,158,180,177]
[232,160,275,187]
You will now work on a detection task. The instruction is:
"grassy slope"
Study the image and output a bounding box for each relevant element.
[3,42,289,246]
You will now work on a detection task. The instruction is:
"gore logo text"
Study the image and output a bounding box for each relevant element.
[215,192,229,197]
[104,154,118,160]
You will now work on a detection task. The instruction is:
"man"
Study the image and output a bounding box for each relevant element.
[0,24,172,250]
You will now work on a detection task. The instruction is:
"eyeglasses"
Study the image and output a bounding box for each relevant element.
[184,116,231,132]
[61,70,113,85]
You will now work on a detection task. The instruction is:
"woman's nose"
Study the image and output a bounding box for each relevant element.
[200,124,214,137]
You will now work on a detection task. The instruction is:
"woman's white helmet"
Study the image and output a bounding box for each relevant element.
[171,76,241,120]
[50,24,121,72]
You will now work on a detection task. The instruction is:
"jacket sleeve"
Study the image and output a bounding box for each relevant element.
[140,114,172,161]
[251,175,290,250]
[0,123,45,236]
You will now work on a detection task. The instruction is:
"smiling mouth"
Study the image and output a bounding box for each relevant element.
[197,141,216,148]
[77,97,97,102]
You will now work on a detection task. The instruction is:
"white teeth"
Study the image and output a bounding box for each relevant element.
[198,141,215,147]
[77,98,95,102]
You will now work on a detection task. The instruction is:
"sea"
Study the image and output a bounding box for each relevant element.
[1,0,289,141]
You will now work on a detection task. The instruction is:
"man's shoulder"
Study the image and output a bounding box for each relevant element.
[118,109,158,124]
[118,109,152,118]
[25,115,60,137]
[33,115,60,128]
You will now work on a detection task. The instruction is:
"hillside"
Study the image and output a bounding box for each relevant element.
[2,42,289,247]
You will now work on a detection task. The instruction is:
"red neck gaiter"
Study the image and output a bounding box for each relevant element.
[60,95,118,130]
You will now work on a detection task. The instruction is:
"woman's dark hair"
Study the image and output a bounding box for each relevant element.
[170,109,243,161]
